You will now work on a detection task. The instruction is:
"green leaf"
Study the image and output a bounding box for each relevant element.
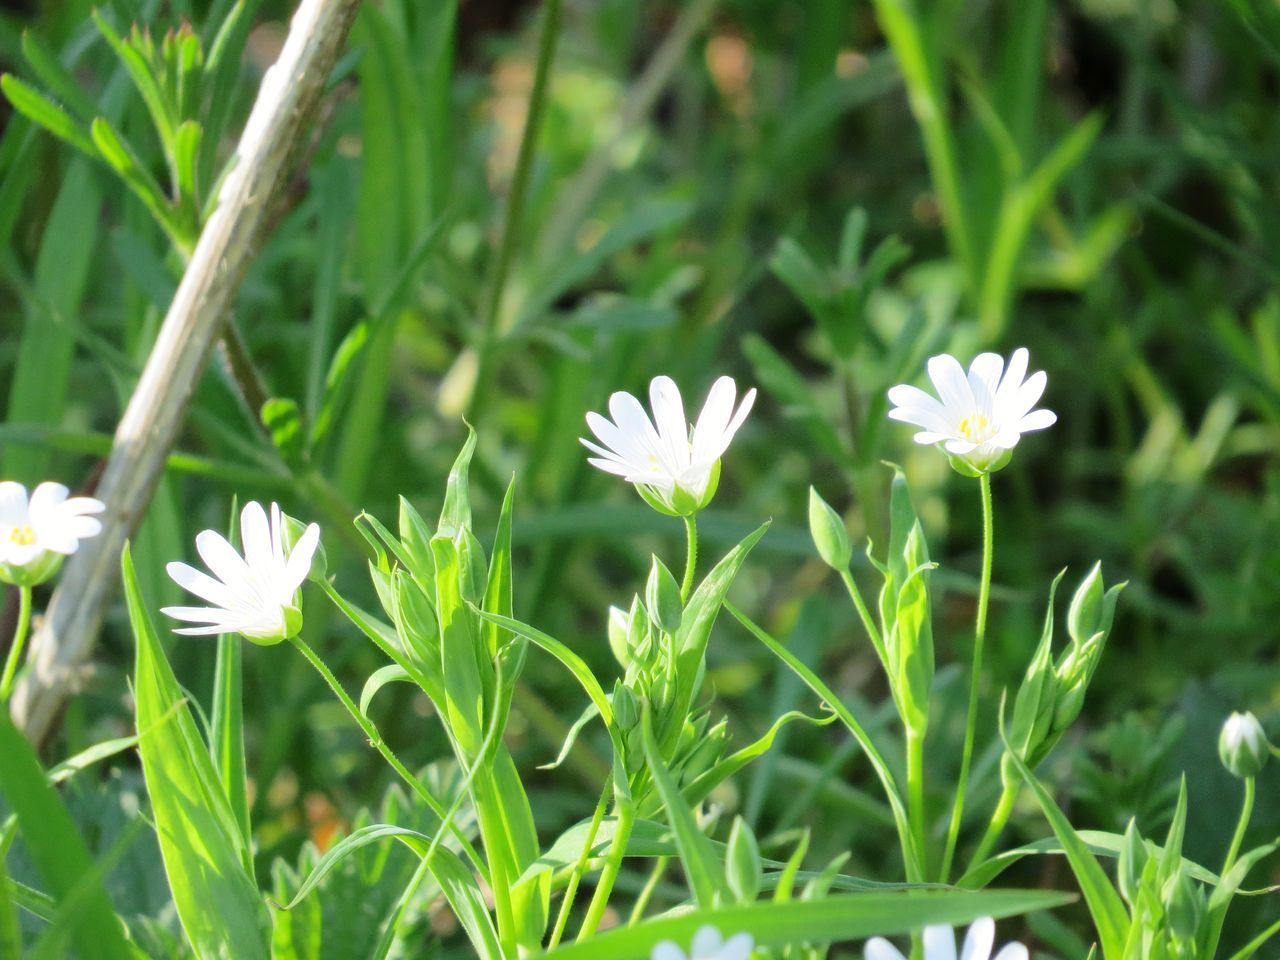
[89,116,184,246]
[431,533,488,758]
[540,889,1075,959]
[174,118,202,205]
[92,10,177,156]
[359,664,413,717]
[640,708,730,909]
[0,714,133,960]
[0,857,22,958]
[1000,718,1128,958]
[0,73,97,159]
[19,30,97,120]
[125,543,270,959]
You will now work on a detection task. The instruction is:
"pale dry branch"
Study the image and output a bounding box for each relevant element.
[11,0,362,742]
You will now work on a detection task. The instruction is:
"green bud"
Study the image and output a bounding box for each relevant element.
[612,681,640,730]
[645,556,683,633]
[1067,562,1105,646]
[455,528,487,605]
[627,595,655,666]
[394,570,440,668]
[1117,818,1146,906]
[1219,711,1269,779]
[808,487,852,570]
[726,816,762,904]
[607,606,631,669]
[1163,868,1204,944]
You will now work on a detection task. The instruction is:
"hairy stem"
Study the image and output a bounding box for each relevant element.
[681,514,699,603]
[967,779,1018,874]
[940,471,994,881]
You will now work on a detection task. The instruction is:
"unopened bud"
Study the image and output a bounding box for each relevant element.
[1219,711,1269,779]
[645,556,683,634]
[608,606,631,668]
[726,817,762,904]
[808,487,852,570]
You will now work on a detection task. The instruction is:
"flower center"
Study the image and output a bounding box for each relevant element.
[958,413,991,442]
[6,525,36,546]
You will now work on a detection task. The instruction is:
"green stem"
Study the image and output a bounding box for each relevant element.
[468,0,564,422]
[288,636,485,872]
[576,795,635,941]
[473,774,518,957]
[839,568,886,667]
[548,780,611,950]
[628,856,668,925]
[1222,777,1256,877]
[906,728,928,876]
[939,471,994,881]
[680,514,698,603]
[967,779,1018,874]
[0,587,34,703]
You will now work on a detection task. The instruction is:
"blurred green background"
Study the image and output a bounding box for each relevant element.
[1,0,1279,952]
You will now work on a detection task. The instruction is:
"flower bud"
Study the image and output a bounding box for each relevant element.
[726,816,762,904]
[607,606,631,669]
[645,556,683,634]
[611,681,640,730]
[1067,561,1105,645]
[808,487,852,570]
[1219,711,1269,779]
[1163,868,1204,945]
[1117,818,1147,906]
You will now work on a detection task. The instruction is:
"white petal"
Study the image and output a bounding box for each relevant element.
[586,456,640,478]
[864,938,908,960]
[996,348,1029,404]
[584,414,650,469]
[38,528,80,555]
[650,376,691,473]
[992,945,1028,960]
[923,924,958,960]
[1007,370,1047,420]
[195,530,252,588]
[282,523,320,594]
[67,516,103,539]
[240,501,272,574]
[717,386,757,455]
[690,926,724,956]
[609,391,662,452]
[1016,409,1057,433]
[61,496,105,517]
[270,502,286,568]
[961,918,995,960]
[5,543,44,567]
[650,943,687,960]
[927,354,974,414]
[0,482,29,526]
[968,353,1004,400]
[719,933,755,960]
[27,482,69,519]
[944,438,978,454]
[692,376,737,463]
[889,403,955,436]
[167,561,238,609]
[173,623,240,636]
[161,605,239,625]
[988,430,1023,450]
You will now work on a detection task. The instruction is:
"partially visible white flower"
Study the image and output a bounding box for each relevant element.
[582,375,756,515]
[0,481,105,586]
[163,501,320,645]
[887,348,1056,475]
[866,917,1027,960]
[651,924,754,960]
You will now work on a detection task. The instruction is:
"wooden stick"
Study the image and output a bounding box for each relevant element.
[11,0,362,742]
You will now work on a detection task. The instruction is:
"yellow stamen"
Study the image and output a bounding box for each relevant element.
[7,525,36,546]
[958,413,989,442]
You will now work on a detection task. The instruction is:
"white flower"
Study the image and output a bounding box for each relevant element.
[582,375,756,515]
[887,348,1056,474]
[652,924,754,960]
[866,917,1027,960]
[0,481,105,586]
[163,501,320,645]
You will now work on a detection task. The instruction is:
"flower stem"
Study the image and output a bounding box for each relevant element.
[968,780,1018,873]
[680,514,698,603]
[289,636,485,872]
[1222,777,1255,877]
[839,568,887,668]
[576,793,635,941]
[0,587,34,703]
[906,728,928,875]
[547,779,610,950]
[939,471,994,881]
[628,856,668,925]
